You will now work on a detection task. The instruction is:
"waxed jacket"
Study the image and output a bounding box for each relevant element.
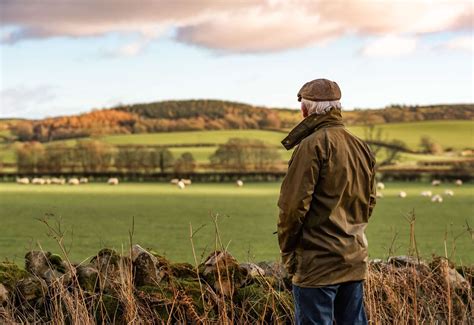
[277,109,377,287]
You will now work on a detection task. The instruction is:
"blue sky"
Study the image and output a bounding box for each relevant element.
[0,0,472,119]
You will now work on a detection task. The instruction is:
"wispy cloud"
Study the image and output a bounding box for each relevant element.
[361,36,418,58]
[0,85,56,118]
[1,0,472,54]
[440,35,473,52]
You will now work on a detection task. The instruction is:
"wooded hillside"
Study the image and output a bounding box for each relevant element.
[6,100,473,142]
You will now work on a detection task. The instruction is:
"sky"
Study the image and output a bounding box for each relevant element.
[0,0,473,119]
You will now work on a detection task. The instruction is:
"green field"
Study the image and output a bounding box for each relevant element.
[0,182,472,265]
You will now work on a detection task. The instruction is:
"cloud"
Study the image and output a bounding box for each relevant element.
[440,35,473,52]
[361,36,418,57]
[0,85,56,118]
[1,0,472,53]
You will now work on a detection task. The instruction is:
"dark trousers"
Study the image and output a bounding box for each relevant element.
[292,281,367,325]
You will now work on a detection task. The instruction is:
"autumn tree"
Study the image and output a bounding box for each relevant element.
[174,152,196,174]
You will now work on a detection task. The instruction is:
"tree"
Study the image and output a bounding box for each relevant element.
[11,122,34,141]
[75,140,115,172]
[174,152,196,174]
[419,136,443,154]
[15,141,46,173]
[44,142,70,172]
[210,138,280,171]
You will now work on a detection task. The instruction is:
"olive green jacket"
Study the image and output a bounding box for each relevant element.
[277,109,377,287]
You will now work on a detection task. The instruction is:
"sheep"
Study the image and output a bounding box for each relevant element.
[431,194,443,203]
[376,182,385,190]
[181,179,192,185]
[431,180,441,186]
[376,191,384,198]
[444,189,454,196]
[68,178,80,185]
[455,179,463,186]
[50,177,66,185]
[16,177,29,185]
[236,179,244,187]
[44,178,52,185]
[79,177,89,184]
[421,190,432,197]
[108,178,119,185]
[399,191,407,198]
[170,178,179,185]
[32,178,45,185]
[177,180,185,189]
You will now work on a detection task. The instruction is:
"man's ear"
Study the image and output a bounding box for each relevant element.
[301,102,308,118]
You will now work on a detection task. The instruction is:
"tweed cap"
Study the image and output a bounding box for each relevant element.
[297,78,341,102]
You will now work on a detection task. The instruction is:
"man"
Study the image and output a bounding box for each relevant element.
[277,78,377,324]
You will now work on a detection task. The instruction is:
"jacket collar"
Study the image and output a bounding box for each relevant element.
[281,109,344,150]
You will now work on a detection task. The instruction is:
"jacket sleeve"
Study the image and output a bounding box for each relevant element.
[277,137,322,273]
[368,156,377,219]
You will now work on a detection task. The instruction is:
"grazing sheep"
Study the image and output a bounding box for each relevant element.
[236,180,244,187]
[455,179,463,186]
[68,178,80,185]
[32,178,46,185]
[181,179,192,185]
[44,178,52,185]
[376,191,384,198]
[16,177,30,185]
[170,178,179,185]
[108,178,119,185]
[421,190,432,197]
[444,189,454,196]
[376,182,385,190]
[431,194,443,203]
[399,191,407,198]
[177,180,185,189]
[79,177,88,184]
[431,180,441,186]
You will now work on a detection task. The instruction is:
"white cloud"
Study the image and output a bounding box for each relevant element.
[0,0,472,53]
[0,85,56,118]
[441,35,473,52]
[361,36,418,57]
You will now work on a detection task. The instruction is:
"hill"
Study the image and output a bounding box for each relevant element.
[4,100,473,142]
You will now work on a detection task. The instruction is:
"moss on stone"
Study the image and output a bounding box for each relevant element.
[0,262,28,290]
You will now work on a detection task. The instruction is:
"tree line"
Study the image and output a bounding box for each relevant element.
[8,100,472,143]
[14,138,281,174]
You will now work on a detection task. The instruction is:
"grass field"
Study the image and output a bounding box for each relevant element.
[0,182,472,265]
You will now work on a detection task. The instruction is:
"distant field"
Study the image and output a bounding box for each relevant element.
[0,182,472,265]
[348,120,473,151]
[0,120,471,165]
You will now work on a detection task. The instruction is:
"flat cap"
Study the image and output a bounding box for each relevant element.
[297,78,341,102]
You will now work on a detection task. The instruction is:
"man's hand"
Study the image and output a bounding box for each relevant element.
[281,251,297,276]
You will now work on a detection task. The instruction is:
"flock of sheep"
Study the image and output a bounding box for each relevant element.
[376,179,463,203]
[169,178,244,189]
[16,177,119,185]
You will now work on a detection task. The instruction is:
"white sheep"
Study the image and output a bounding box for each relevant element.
[421,190,432,197]
[16,177,29,185]
[376,191,384,198]
[431,194,443,203]
[236,180,244,187]
[170,178,179,185]
[68,178,80,185]
[32,178,45,185]
[108,178,119,185]
[455,179,463,186]
[79,177,88,184]
[376,182,385,190]
[44,178,52,185]
[177,180,186,189]
[181,179,192,185]
[399,191,407,198]
[444,189,454,196]
[51,177,65,185]
[432,180,441,186]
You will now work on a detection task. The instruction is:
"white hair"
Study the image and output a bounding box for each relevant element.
[301,98,342,116]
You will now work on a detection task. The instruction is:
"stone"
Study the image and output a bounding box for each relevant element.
[15,277,47,302]
[25,251,51,277]
[240,263,265,278]
[388,255,428,268]
[0,284,8,306]
[76,265,99,292]
[133,251,162,286]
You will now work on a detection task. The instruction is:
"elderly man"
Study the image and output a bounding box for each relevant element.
[277,79,377,324]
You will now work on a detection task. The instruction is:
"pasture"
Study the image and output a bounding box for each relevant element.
[0,181,472,265]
